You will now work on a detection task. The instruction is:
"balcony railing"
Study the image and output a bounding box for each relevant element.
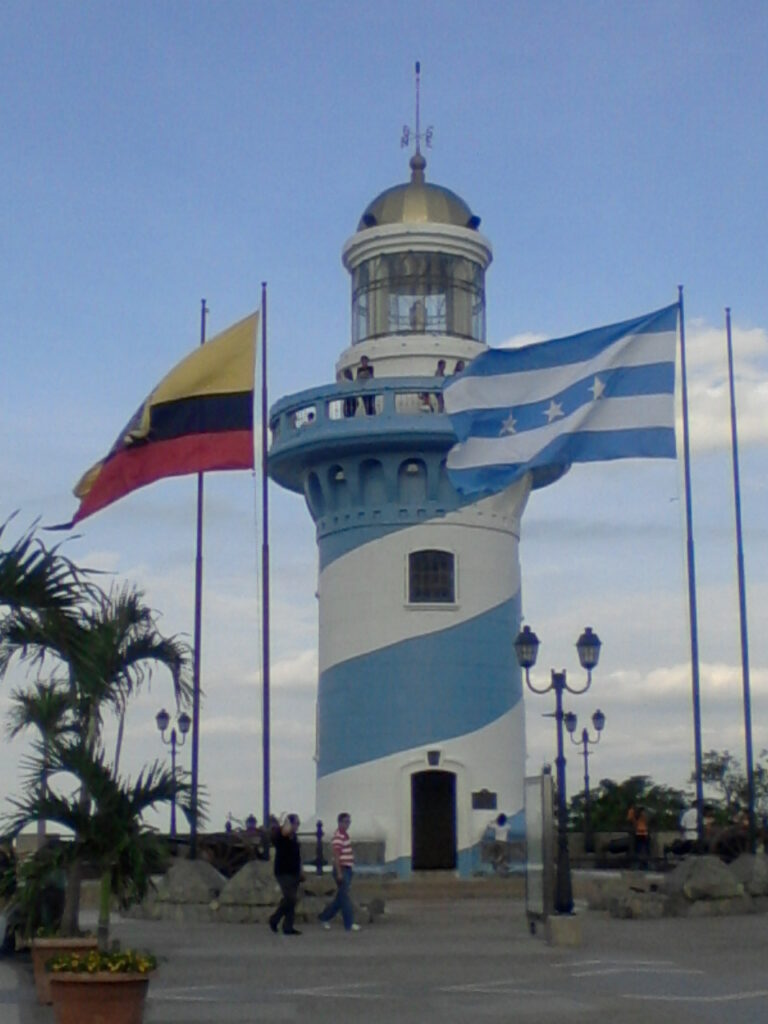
[269,377,454,447]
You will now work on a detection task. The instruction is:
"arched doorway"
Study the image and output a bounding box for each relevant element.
[411,770,457,870]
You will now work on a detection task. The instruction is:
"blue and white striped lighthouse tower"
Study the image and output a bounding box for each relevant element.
[269,144,534,875]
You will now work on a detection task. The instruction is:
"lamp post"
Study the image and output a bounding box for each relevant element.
[565,708,605,855]
[156,708,191,837]
[514,624,601,915]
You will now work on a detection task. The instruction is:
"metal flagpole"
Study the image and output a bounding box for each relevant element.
[678,285,705,842]
[260,282,271,828]
[189,298,208,860]
[725,307,756,852]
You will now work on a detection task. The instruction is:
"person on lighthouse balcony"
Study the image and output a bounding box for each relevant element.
[356,355,375,415]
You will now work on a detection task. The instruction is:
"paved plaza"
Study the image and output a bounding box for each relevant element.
[3,896,768,1024]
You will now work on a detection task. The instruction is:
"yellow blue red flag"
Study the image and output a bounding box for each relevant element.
[67,312,257,525]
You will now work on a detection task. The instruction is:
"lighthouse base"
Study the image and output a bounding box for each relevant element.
[316,704,525,878]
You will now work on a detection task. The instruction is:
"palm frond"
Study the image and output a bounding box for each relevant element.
[4,738,187,868]
[0,518,89,615]
[5,679,73,740]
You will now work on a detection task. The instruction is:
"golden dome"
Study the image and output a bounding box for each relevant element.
[357,153,481,231]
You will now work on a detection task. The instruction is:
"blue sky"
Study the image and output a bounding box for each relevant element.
[2,1,768,828]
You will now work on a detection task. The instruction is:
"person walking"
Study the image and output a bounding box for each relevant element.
[318,811,360,932]
[268,813,304,936]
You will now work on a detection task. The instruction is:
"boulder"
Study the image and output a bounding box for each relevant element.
[607,889,666,920]
[156,860,227,903]
[662,856,743,901]
[584,871,662,912]
[728,853,768,897]
[684,894,754,918]
[302,874,339,899]
[220,860,277,906]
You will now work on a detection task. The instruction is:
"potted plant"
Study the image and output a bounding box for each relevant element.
[30,932,100,1006]
[3,732,186,1004]
[4,739,185,1004]
[0,840,98,1003]
[0,550,191,941]
[47,946,157,1024]
[1,530,192,1008]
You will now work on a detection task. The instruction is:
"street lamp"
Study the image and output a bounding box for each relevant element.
[514,625,601,915]
[156,708,191,837]
[565,708,606,855]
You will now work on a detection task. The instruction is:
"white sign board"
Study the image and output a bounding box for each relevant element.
[525,772,554,920]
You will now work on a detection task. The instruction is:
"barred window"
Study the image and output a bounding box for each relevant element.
[408,550,455,604]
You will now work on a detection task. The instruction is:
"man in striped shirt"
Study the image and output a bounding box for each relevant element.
[318,812,360,932]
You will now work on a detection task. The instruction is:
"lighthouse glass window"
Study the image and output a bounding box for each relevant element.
[351,253,485,344]
[408,550,455,604]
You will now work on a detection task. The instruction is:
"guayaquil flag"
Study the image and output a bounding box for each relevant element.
[444,303,678,496]
[66,312,258,526]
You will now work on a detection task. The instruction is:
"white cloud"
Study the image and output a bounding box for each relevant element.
[498,331,548,350]
[271,648,318,693]
[607,662,768,700]
[682,321,768,451]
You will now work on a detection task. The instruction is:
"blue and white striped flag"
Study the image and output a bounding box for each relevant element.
[444,303,678,495]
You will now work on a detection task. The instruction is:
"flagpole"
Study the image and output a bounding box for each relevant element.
[725,307,756,852]
[260,282,271,828]
[678,285,704,841]
[189,298,208,860]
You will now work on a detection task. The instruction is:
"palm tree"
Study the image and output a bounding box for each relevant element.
[0,580,192,936]
[4,736,189,948]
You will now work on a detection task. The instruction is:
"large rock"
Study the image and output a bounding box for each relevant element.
[728,853,768,897]
[662,856,743,901]
[157,860,227,903]
[608,890,666,920]
[585,875,655,912]
[219,860,277,906]
[302,874,339,899]
[684,895,754,917]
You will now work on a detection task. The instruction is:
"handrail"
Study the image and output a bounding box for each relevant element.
[269,376,453,445]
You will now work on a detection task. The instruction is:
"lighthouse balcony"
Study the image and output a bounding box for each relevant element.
[268,377,457,494]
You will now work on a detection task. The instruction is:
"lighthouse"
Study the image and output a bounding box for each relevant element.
[268,133,537,875]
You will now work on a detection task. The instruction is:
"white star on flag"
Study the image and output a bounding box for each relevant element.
[500,412,517,435]
[544,399,564,423]
[590,376,606,400]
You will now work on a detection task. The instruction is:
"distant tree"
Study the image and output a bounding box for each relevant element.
[569,775,686,832]
[754,752,768,820]
[694,748,768,823]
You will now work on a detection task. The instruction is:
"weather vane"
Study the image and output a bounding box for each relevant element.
[401,60,433,154]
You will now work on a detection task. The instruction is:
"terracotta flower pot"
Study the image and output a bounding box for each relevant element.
[30,936,99,1004]
[49,971,150,1024]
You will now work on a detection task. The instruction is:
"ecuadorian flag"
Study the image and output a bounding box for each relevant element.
[68,312,257,525]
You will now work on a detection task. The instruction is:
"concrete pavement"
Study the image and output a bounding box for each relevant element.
[5,897,768,1023]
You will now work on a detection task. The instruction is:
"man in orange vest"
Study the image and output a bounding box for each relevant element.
[627,805,650,868]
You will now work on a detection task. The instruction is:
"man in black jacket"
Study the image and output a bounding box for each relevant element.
[268,814,304,936]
